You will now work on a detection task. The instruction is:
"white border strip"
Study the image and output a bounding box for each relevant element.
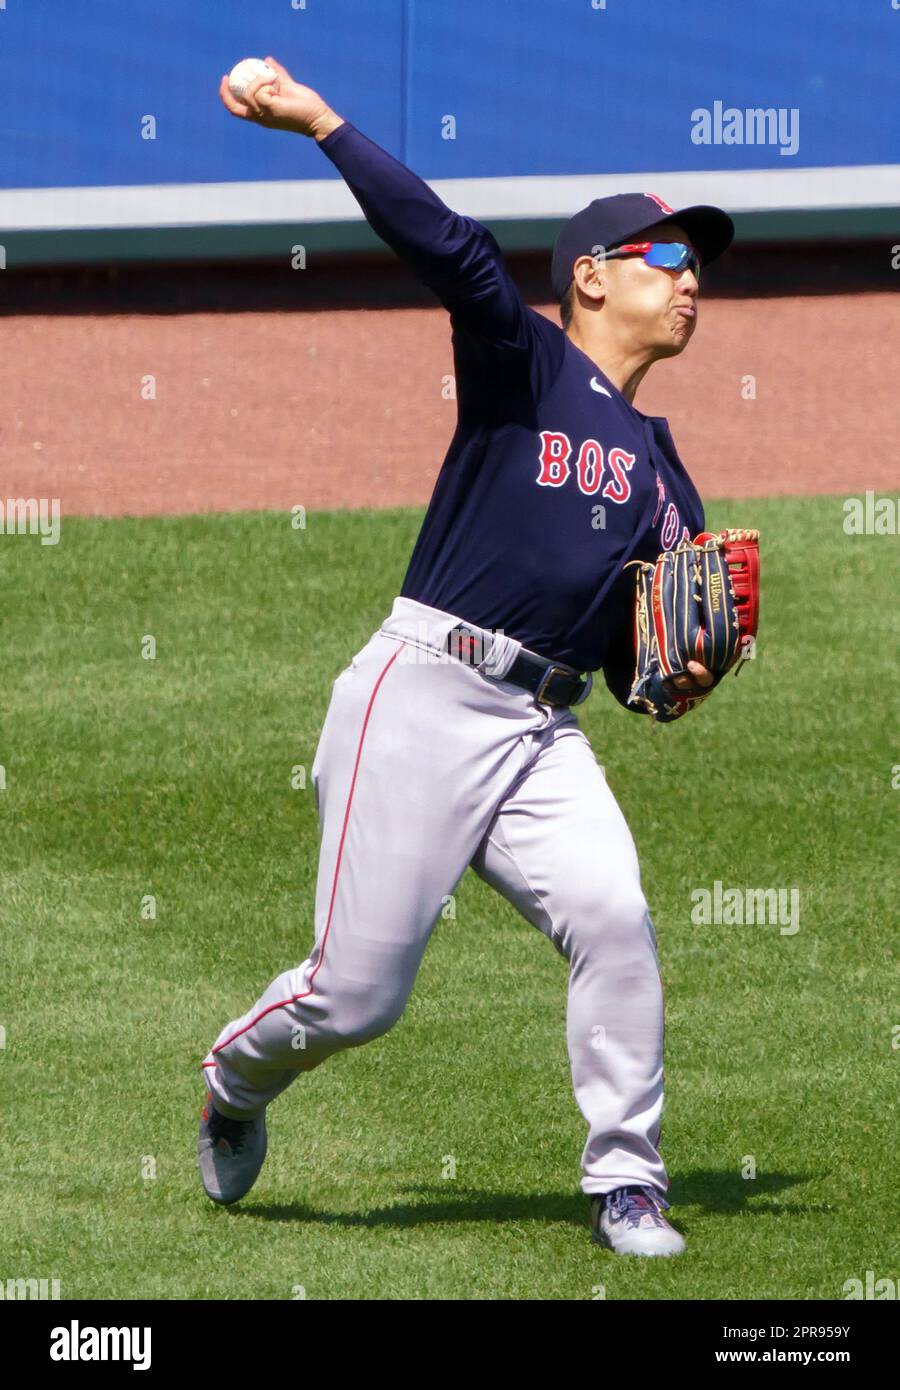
[0,164,897,231]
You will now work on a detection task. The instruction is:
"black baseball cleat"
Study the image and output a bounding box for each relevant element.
[197,1091,268,1205]
[590,1185,686,1256]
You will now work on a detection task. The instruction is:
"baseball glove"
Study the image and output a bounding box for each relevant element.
[627,528,760,723]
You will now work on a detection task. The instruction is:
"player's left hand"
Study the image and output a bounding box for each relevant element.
[671,660,714,692]
[628,529,760,722]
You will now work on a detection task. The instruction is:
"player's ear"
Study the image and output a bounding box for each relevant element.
[572,254,607,307]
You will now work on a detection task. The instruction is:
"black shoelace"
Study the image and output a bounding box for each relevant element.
[209,1109,255,1153]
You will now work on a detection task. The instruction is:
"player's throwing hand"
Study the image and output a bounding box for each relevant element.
[219,56,343,141]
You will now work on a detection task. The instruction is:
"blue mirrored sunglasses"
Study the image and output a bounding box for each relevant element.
[601,241,701,281]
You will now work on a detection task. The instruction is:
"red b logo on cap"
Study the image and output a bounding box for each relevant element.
[644,193,675,215]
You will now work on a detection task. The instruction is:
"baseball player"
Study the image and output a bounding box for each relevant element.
[199,56,739,1257]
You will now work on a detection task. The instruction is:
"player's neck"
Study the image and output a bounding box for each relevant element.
[566,325,654,405]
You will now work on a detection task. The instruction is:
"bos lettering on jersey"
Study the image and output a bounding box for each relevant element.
[536,431,636,504]
[536,431,689,548]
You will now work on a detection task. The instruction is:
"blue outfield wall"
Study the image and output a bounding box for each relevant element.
[0,0,897,265]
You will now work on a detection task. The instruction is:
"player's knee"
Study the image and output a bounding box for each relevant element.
[330,991,407,1048]
[559,881,655,963]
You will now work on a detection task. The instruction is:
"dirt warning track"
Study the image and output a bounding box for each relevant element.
[2,285,894,516]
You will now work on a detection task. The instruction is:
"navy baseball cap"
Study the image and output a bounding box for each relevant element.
[551,192,734,300]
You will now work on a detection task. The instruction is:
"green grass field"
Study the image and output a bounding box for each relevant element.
[1,496,897,1300]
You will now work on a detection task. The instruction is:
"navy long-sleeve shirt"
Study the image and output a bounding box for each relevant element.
[319,121,705,691]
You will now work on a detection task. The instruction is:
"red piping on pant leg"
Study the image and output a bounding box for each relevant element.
[207,640,406,1061]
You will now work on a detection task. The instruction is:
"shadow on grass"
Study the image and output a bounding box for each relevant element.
[230,1170,825,1229]
[235,1188,582,1229]
[671,1169,831,1217]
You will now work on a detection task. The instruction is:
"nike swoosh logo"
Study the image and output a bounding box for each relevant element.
[590,377,612,397]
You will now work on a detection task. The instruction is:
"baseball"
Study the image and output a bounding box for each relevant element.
[228,58,277,101]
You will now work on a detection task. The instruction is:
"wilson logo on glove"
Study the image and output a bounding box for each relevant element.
[627,529,760,723]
